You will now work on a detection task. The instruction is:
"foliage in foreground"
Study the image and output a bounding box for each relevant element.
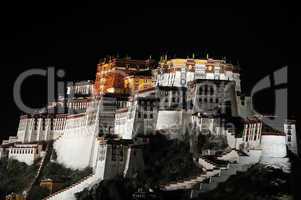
[196,164,292,200]
[76,134,200,199]
[27,161,92,200]
[142,134,201,187]
[0,158,39,199]
[75,177,136,200]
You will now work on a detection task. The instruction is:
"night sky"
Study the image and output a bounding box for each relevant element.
[0,2,294,141]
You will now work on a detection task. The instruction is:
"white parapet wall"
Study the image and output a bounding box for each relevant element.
[239,149,262,165]
[45,160,106,200]
[54,125,97,170]
[226,131,236,149]
[217,150,240,163]
[8,143,42,165]
[156,110,184,130]
[54,99,100,170]
[261,134,287,158]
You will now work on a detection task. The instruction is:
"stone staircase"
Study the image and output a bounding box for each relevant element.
[217,149,240,163]
[198,157,216,171]
[25,141,53,196]
[200,156,229,170]
[162,150,260,198]
[160,171,208,191]
[192,151,260,196]
[43,172,97,200]
[161,157,223,191]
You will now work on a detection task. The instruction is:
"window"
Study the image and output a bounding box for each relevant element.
[150,114,153,119]
[199,88,203,95]
[204,85,208,95]
[50,119,54,130]
[112,145,117,161]
[172,97,175,103]
[42,119,45,130]
[34,119,38,130]
[288,136,291,142]
[210,87,214,95]
[119,147,123,162]
[144,114,147,119]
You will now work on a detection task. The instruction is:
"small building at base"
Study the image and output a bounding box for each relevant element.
[261,133,287,158]
[8,143,43,165]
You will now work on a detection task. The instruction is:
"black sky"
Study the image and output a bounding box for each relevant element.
[0,1,294,141]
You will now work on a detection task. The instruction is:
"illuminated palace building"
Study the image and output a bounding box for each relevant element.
[94,57,157,95]
[94,57,157,134]
[0,55,297,200]
[1,56,249,143]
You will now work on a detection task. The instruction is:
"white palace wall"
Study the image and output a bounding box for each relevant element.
[261,135,287,158]
[53,101,100,170]
[54,114,98,170]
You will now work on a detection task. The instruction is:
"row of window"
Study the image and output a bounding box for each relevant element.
[139,106,155,111]
[10,148,38,154]
[159,90,183,96]
[163,97,181,103]
[199,86,215,95]
[198,98,219,103]
[111,145,124,162]
[138,101,157,106]
[137,112,154,119]
[67,102,90,110]
[33,118,66,131]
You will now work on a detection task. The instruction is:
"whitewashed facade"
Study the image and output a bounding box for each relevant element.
[8,143,43,165]
[242,118,262,149]
[284,120,298,155]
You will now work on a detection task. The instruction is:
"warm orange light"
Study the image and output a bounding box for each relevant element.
[207,65,213,71]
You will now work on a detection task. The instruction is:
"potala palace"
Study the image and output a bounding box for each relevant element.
[0,56,297,200]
